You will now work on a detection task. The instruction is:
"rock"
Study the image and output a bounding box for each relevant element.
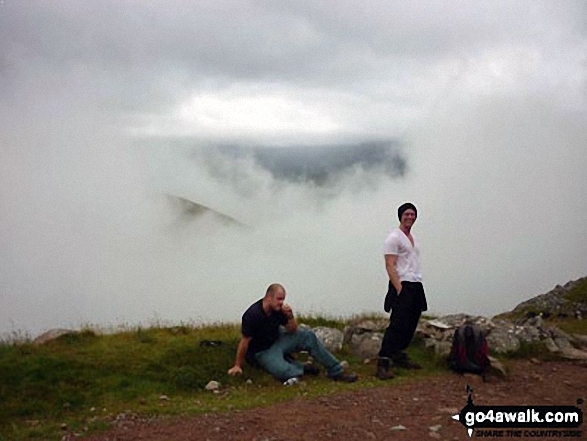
[205,381,220,391]
[33,329,76,346]
[429,424,442,432]
[544,337,559,353]
[486,325,520,354]
[514,324,544,343]
[559,347,587,361]
[350,332,383,359]
[426,320,453,330]
[390,425,407,431]
[313,327,344,352]
[572,334,587,348]
[159,395,170,401]
[245,379,253,385]
[554,337,573,350]
[343,320,387,345]
[433,341,452,356]
[353,320,380,332]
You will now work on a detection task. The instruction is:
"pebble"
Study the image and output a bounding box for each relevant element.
[437,407,459,414]
[205,380,220,391]
[159,395,170,401]
[391,425,407,431]
[429,424,442,432]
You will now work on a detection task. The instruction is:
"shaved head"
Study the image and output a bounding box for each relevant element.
[265,283,286,298]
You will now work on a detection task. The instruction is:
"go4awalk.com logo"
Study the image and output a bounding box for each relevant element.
[452,386,584,438]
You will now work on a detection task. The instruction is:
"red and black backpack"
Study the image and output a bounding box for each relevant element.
[447,324,490,375]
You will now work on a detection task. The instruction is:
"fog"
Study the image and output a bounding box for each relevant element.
[1,1,586,338]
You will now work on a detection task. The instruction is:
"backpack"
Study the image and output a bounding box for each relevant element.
[447,324,490,375]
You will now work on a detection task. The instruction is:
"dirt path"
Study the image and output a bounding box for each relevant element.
[83,360,587,441]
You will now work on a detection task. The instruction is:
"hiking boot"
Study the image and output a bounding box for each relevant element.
[393,352,421,370]
[328,372,358,383]
[303,363,320,376]
[375,357,394,380]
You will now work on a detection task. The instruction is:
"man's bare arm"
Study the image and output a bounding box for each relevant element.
[228,335,252,375]
[385,254,402,293]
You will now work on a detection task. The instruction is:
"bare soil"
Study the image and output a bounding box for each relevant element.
[82,360,587,441]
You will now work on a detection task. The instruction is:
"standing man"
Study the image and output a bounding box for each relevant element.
[228,283,357,383]
[376,202,428,380]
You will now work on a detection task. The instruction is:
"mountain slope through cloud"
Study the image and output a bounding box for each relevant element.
[1,0,586,337]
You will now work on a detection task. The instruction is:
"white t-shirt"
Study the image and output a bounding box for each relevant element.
[383,228,423,282]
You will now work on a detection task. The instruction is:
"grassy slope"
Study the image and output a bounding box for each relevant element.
[1,312,584,440]
[0,317,444,441]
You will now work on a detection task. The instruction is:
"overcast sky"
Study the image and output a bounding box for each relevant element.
[1,1,586,337]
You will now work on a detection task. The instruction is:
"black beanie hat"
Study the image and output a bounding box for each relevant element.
[398,202,417,221]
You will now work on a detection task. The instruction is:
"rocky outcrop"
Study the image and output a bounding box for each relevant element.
[312,327,344,352]
[310,311,587,362]
[32,329,77,346]
[418,313,587,357]
[509,277,587,319]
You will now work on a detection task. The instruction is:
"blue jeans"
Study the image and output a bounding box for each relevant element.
[255,329,343,381]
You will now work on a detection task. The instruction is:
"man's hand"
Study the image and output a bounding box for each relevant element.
[228,365,243,376]
[282,303,294,319]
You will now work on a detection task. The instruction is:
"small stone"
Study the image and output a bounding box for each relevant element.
[159,395,169,401]
[60,423,68,430]
[391,425,407,431]
[429,432,441,439]
[429,425,442,432]
[530,357,541,364]
[363,358,371,364]
[340,360,349,369]
[245,379,253,385]
[205,380,220,391]
[437,407,459,414]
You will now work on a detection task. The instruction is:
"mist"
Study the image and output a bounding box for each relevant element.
[1,1,586,338]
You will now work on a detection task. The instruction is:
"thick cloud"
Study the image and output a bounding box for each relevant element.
[1,0,586,337]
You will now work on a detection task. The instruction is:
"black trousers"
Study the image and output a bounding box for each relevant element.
[379,281,427,358]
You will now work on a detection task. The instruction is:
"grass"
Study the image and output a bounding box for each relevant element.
[0,314,583,440]
[0,316,448,440]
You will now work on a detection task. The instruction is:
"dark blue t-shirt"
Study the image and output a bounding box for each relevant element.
[242,299,288,359]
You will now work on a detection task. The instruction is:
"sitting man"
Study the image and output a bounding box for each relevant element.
[228,283,357,383]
